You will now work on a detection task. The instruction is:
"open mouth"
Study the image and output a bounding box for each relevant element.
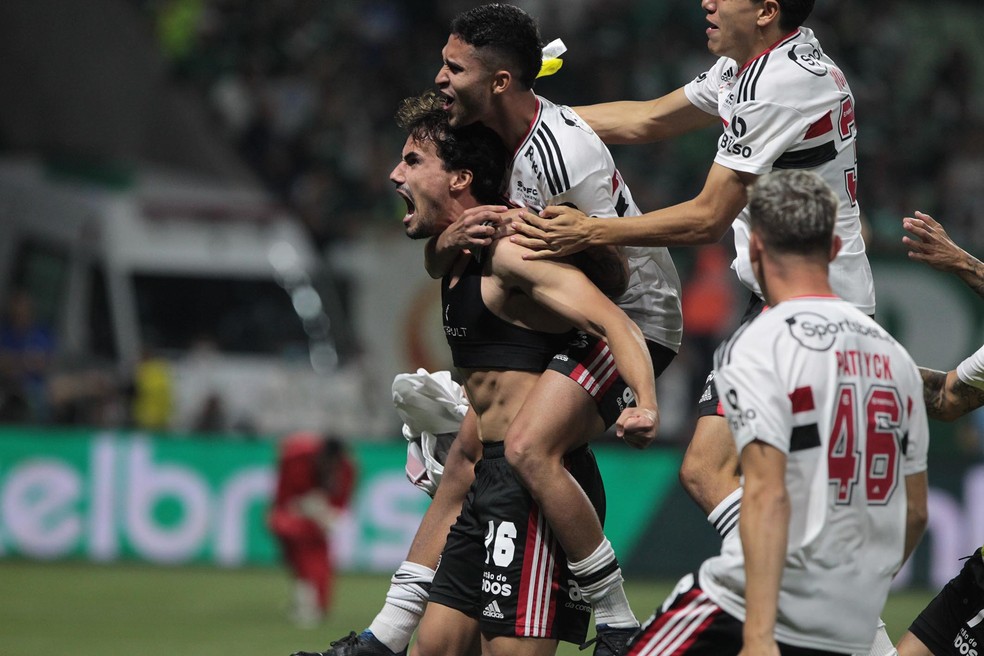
[396,187,416,220]
[439,92,455,110]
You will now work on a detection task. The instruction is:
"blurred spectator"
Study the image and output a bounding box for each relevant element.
[193,391,228,433]
[0,289,56,423]
[267,432,356,627]
[131,346,174,431]
[680,245,737,408]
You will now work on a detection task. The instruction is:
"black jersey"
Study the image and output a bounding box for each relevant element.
[441,254,574,371]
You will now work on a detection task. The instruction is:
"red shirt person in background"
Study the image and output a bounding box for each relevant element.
[268,432,356,626]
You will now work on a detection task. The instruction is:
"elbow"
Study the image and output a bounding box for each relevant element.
[689,205,735,245]
[695,222,731,244]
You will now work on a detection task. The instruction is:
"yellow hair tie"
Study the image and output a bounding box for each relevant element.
[537,38,567,79]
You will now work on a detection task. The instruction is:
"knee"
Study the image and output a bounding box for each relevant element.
[504,433,540,480]
[411,636,438,656]
[679,428,738,491]
[677,450,701,497]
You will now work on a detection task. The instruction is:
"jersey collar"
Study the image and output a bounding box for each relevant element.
[737,28,802,77]
[514,96,543,158]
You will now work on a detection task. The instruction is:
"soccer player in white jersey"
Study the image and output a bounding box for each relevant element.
[623,170,928,656]
[298,5,683,656]
[510,0,875,570]
[895,212,984,656]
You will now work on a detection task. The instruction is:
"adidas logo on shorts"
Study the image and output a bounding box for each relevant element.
[483,600,505,619]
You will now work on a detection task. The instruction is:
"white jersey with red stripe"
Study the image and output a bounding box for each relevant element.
[508,95,683,352]
[703,296,928,653]
[685,29,875,315]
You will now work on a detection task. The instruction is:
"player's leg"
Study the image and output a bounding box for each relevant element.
[624,572,741,656]
[295,419,483,656]
[482,634,559,656]
[504,368,637,650]
[505,339,675,653]
[679,294,766,543]
[894,632,932,656]
[411,604,481,656]
[364,414,483,652]
[476,443,598,655]
[678,413,742,521]
[295,538,330,620]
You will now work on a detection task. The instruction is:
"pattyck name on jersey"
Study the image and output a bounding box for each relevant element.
[836,349,894,380]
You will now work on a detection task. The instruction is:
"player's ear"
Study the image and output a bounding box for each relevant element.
[749,230,763,264]
[829,234,842,263]
[757,0,781,28]
[491,69,512,96]
[450,169,473,194]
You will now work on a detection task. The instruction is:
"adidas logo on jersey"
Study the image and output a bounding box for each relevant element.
[699,372,715,403]
[483,600,505,619]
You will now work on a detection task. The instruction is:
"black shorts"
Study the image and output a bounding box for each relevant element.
[625,573,847,656]
[549,333,676,427]
[429,441,606,644]
[909,551,984,656]
[697,294,767,418]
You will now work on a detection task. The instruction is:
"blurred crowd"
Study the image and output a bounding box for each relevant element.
[132,0,984,253]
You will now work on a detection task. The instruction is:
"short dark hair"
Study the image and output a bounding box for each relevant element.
[747,170,836,256]
[450,3,543,90]
[774,0,815,31]
[396,90,508,205]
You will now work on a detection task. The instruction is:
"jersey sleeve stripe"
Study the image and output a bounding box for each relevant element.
[748,53,769,101]
[790,423,821,451]
[773,141,837,169]
[530,135,561,196]
[539,124,571,191]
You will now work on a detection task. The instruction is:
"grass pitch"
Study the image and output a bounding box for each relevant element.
[1,560,934,656]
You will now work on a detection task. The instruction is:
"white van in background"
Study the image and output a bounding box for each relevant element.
[0,157,389,437]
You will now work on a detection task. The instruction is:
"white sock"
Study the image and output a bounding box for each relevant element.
[568,538,638,629]
[854,618,897,656]
[707,487,743,541]
[367,561,434,652]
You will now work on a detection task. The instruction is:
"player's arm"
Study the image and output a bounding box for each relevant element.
[424,205,511,278]
[903,470,928,563]
[738,439,788,656]
[903,212,984,300]
[573,87,718,145]
[511,162,751,257]
[495,243,659,447]
[920,366,984,422]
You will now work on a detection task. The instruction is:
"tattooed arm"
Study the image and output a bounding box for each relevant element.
[920,366,984,422]
[903,211,984,300]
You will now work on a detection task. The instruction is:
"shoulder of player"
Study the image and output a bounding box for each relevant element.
[530,97,611,162]
[488,238,578,286]
[714,311,776,369]
[741,40,844,105]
